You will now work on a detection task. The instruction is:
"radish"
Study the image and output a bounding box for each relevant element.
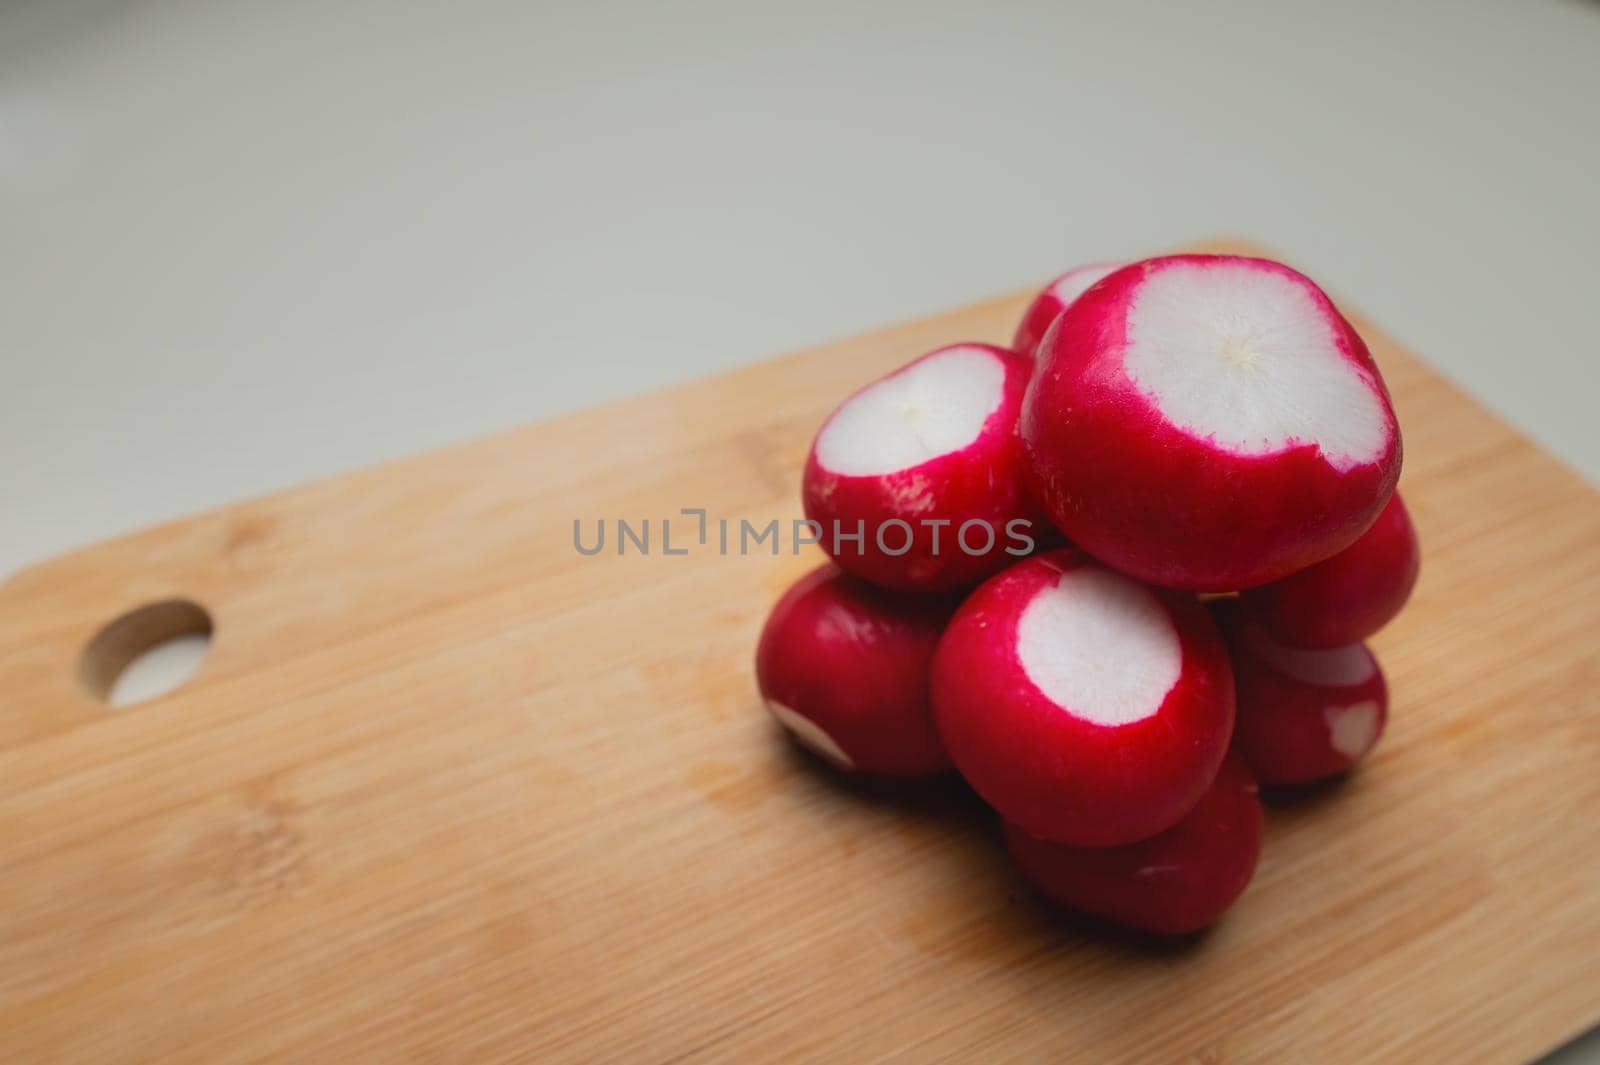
[803,342,1041,592]
[1011,261,1125,359]
[1221,609,1389,787]
[755,563,953,776]
[1022,255,1402,591]
[1004,754,1263,936]
[931,549,1234,846]
[1242,490,1420,648]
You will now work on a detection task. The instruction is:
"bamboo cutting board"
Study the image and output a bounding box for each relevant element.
[1,241,1597,1063]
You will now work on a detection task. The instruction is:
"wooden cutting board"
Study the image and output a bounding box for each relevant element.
[2,240,1596,1063]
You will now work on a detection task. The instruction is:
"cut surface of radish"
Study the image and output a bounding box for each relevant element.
[932,549,1234,846]
[1012,261,1125,358]
[1016,567,1181,728]
[1326,700,1382,761]
[765,699,854,769]
[1242,625,1376,687]
[1046,261,1123,308]
[1124,260,1390,471]
[1023,255,1402,591]
[815,345,1007,476]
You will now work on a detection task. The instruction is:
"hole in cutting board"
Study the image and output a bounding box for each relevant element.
[78,599,213,708]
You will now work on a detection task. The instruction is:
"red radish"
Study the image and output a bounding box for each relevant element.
[1022,255,1402,592]
[755,563,954,776]
[1004,754,1263,935]
[1011,261,1125,358]
[1242,490,1420,648]
[931,549,1234,846]
[1223,614,1389,787]
[803,343,1041,592]
[1005,753,1262,935]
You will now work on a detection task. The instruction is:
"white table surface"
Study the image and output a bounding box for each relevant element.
[2,0,1596,1057]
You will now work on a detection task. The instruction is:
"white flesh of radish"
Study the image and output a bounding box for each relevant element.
[1047,261,1124,308]
[814,346,1005,477]
[766,699,854,768]
[1327,699,1382,759]
[1016,568,1181,727]
[1245,627,1376,687]
[1123,261,1389,471]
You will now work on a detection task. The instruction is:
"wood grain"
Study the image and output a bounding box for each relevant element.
[1,241,1596,1063]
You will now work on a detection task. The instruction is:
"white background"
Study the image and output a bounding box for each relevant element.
[4,0,1598,582]
[2,0,1598,1054]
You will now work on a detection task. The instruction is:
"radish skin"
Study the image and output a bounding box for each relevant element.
[1242,490,1420,648]
[1004,754,1263,935]
[755,563,954,776]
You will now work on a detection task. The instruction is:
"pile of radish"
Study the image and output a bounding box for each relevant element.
[756,255,1420,936]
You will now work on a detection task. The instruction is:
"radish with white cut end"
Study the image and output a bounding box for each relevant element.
[803,343,1041,592]
[1011,261,1125,359]
[1004,754,1263,936]
[1242,490,1420,648]
[755,563,954,776]
[1221,612,1389,787]
[931,549,1234,846]
[1023,255,1402,591]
